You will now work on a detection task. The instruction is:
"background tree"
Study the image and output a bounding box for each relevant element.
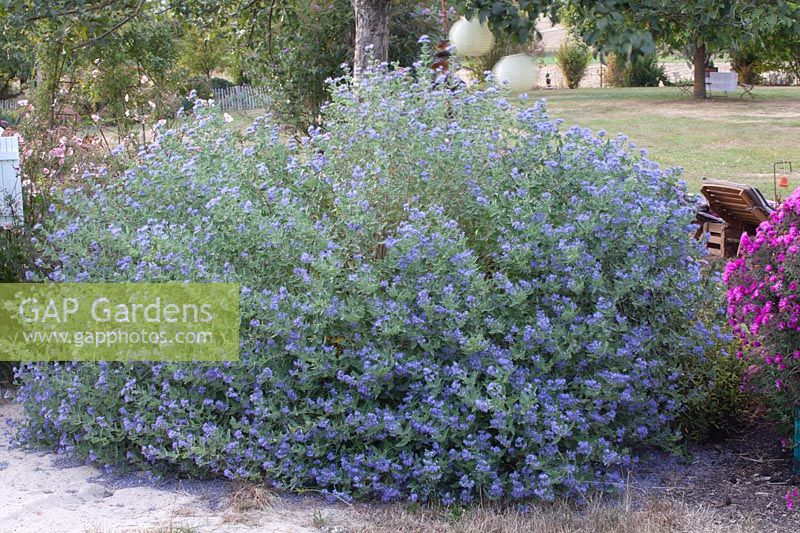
[571,1,800,98]
[461,0,800,98]
[354,0,391,74]
[216,0,438,125]
[179,26,231,81]
[3,0,160,125]
[739,23,800,83]
[82,16,181,136]
[0,29,34,99]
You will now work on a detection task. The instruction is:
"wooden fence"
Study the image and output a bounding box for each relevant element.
[211,86,272,112]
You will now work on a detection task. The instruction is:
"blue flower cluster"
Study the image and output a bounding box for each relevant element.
[16,58,710,503]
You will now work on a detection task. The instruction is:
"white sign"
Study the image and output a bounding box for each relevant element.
[707,71,739,93]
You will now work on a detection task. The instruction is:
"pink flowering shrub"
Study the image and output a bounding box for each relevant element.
[12,101,115,226]
[725,189,800,427]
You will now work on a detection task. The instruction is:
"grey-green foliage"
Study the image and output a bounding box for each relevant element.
[16,54,716,503]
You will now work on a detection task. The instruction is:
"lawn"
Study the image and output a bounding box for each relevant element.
[93,87,800,198]
[542,86,800,194]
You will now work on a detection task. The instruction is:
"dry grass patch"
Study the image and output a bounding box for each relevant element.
[338,496,757,533]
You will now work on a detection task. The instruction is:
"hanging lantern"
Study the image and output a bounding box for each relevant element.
[448,17,495,57]
[492,54,538,93]
[780,175,790,188]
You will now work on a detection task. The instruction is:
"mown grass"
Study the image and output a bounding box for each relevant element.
[543,86,800,194]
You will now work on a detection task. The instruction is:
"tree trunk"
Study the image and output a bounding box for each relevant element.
[353,0,390,76]
[0,77,11,100]
[693,42,707,99]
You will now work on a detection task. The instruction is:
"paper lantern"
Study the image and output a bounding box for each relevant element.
[492,54,538,93]
[449,17,495,57]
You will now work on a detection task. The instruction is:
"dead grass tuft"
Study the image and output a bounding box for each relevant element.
[228,481,276,512]
[221,481,276,524]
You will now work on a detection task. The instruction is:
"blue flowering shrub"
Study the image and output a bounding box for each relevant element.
[16,59,711,503]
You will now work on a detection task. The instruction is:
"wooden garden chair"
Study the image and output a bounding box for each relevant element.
[699,179,773,258]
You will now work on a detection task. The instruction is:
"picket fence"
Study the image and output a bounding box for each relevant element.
[0,99,18,113]
[211,86,272,112]
[0,135,22,227]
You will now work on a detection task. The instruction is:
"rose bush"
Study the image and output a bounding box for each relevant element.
[16,54,712,503]
[725,190,800,427]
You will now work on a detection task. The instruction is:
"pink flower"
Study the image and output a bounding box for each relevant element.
[786,488,799,510]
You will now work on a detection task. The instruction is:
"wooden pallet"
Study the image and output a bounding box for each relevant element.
[703,221,743,258]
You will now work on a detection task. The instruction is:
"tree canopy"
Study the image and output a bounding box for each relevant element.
[4,0,800,119]
[461,0,800,97]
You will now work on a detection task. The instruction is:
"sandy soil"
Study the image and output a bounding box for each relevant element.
[0,403,321,533]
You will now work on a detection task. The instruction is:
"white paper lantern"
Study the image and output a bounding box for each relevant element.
[449,17,495,57]
[492,54,538,93]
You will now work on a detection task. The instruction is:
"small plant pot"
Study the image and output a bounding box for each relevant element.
[795,405,800,474]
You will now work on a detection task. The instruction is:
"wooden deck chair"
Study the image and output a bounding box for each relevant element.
[699,179,773,258]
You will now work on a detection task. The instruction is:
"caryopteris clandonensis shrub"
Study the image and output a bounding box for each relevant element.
[17,57,711,503]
